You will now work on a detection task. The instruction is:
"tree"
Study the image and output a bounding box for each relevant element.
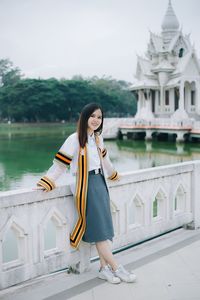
[0,58,22,86]
[88,76,137,117]
[0,76,137,122]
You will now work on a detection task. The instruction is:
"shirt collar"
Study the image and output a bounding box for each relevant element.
[88,132,95,139]
[87,132,96,143]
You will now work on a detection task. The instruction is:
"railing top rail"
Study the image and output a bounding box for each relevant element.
[1,160,200,208]
[109,160,198,188]
[0,185,72,209]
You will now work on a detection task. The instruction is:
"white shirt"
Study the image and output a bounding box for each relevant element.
[45,132,116,190]
[87,133,101,171]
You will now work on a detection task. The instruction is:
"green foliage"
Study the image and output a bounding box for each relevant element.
[0,58,22,86]
[0,62,137,122]
[88,76,136,117]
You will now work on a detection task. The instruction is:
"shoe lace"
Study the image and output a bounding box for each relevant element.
[118,265,130,275]
[102,265,112,274]
[107,265,120,276]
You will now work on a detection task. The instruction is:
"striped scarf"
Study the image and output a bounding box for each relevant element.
[70,135,101,249]
[70,146,88,249]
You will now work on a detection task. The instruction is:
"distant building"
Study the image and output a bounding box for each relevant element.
[130,0,200,121]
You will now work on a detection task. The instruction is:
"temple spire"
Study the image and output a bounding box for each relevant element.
[162,0,179,44]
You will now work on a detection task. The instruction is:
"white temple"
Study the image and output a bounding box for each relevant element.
[130,0,200,121]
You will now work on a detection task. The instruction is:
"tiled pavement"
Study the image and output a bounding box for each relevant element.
[1,228,200,300]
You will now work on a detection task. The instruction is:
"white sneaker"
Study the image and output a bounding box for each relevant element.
[114,264,137,283]
[98,265,121,284]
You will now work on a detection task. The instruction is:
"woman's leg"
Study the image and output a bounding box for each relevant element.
[96,240,118,271]
[98,252,107,269]
[96,239,137,283]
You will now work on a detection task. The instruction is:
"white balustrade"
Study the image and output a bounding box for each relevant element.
[103,117,199,139]
[1,161,200,289]
[193,121,200,130]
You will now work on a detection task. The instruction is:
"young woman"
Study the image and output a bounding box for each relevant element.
[36,103,136,284]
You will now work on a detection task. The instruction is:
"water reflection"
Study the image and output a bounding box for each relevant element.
[107,139,200,172]
[1,133,200,191]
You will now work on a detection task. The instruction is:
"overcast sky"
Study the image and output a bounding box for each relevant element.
[0,0,199,82]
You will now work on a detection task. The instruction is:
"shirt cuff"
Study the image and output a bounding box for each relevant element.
[107,171,119,181]
[101,148,107,158]
[37,176,56,191]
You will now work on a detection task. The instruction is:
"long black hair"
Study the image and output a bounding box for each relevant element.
[77,103,104,148]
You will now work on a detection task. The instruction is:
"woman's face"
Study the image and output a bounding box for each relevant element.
[87,108,102,133]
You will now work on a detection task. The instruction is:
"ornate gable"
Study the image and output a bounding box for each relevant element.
[183,53,200,76]
[136,61,143,80]
[171,34,190,57]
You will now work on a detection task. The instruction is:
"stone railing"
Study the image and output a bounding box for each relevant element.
[120,118,194,129]
[192,121,200,130]
[103,118,134,138]
[1,161,200,289]
[103,118,197,139]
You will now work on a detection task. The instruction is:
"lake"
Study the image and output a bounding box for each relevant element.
[1,123,200,192]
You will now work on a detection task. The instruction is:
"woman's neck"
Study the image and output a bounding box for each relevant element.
[87,129,94,136]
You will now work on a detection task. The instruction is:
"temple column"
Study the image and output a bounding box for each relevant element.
[169,88,174,113]
[135,90,143,118]
[172,81,189,119]
[185,84,191,113]
[179,81,185,111]
[160,86,164,113]
[155,90,159,113]
[138,90,143,113]
[196,81,200,114]
[146,89,152,112]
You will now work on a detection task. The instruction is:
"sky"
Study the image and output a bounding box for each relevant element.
[0,0,199,83]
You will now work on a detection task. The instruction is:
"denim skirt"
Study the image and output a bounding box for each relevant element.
[82,173,114,243]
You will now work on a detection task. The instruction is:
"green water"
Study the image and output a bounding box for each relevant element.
[0,123,75,191]
[1,123,200,192]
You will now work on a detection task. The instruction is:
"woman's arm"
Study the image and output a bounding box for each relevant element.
[37,161,67,191]
[99,135,119,181]
[37,133,76,191]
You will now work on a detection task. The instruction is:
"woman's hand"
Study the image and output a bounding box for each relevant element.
[108,171,120,181]
[115,173,121,181]
[108,172,121,181]
[32,186,49,192]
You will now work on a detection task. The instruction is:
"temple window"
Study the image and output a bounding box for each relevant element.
[174,88,179,111]
[191,90,195,106]
[179,48,184,58]
[152,90,155,113]
[165,90,169,106]
[158,91,161,106]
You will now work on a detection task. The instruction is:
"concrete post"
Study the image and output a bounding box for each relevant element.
[191,162,200,229]
[176,131,185,143]
[71,241,91,273]
[145,130,153,141]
